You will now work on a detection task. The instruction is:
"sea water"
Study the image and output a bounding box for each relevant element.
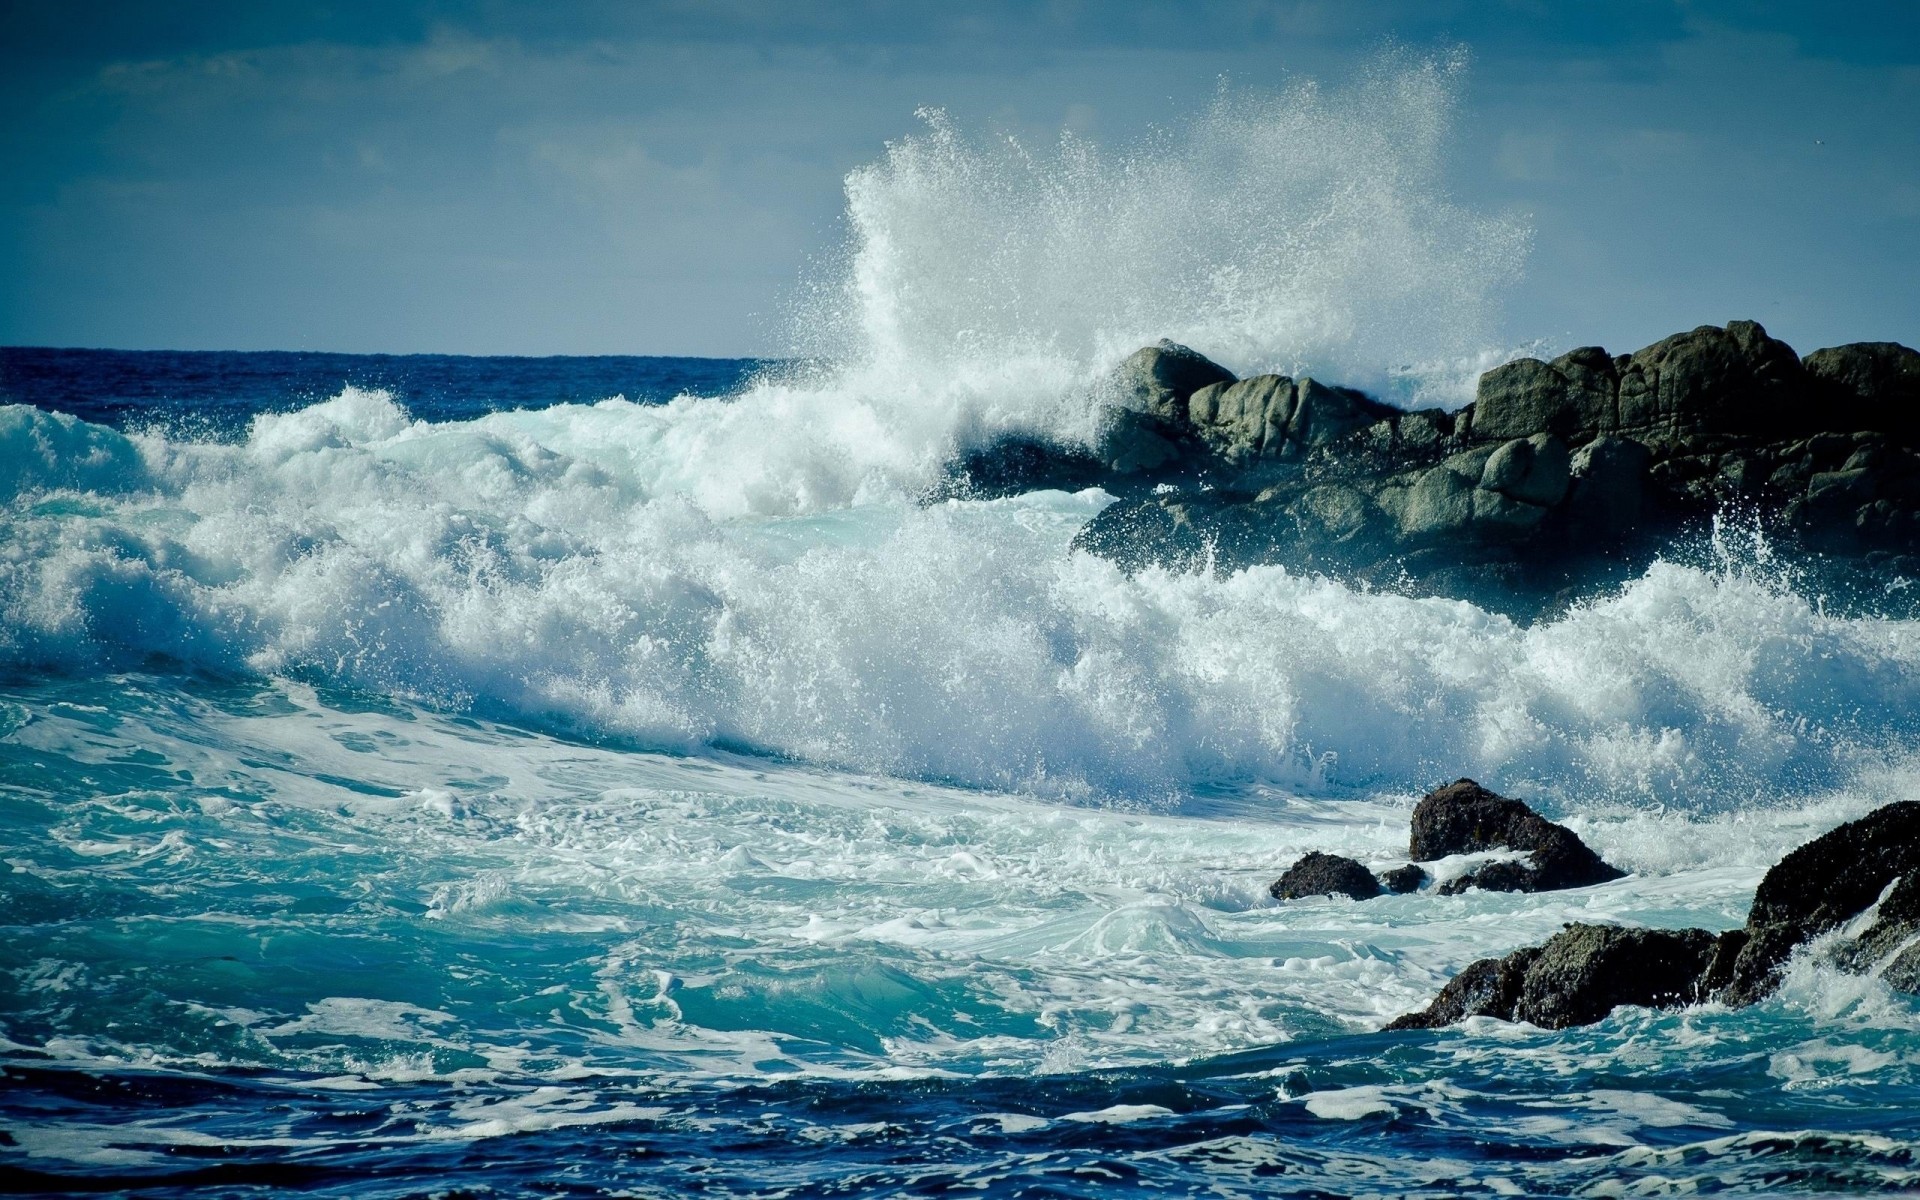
[5,56,1920,1197]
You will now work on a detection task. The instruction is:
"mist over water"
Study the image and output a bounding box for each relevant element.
[5,53,1920,1197]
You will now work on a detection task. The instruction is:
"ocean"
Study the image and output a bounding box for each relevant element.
[6,67,1920,1198]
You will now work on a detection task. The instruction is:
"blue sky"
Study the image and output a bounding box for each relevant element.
[3,1,1916,358]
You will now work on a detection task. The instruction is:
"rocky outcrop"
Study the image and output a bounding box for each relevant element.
[1380,864,1428,894]
[1387,924,1719,1031]
[920,322,1920,617]
[1391,801,1920,1030]
[1719,800,1920,1003]
[1266,781,1618,905]
[1269,852,1382,901]
[1411,779,1626,894]
[1093,341,1235,474]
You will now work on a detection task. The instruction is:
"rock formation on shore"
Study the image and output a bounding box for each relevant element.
[935,322,1920,616]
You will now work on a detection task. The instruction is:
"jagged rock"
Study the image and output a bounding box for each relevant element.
[1721,800,1920,1004]
[1386,946,1539,1030]
[1410,779,1626,894]
[1187,374,1397,466]
[1189,374,1294,465]
[1388,924,1717,1030]
[973,324,1920,618]
[1614,320,1805,443]
[1380,864,1427,894]
[1270,851,1382,901]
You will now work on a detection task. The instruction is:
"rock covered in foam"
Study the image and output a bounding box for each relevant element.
[1410,779,1626,895]
[1269,851,1382,901]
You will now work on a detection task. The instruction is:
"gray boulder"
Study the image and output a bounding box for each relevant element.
[1470,346,1619,442]
[1187,374,1396,466]
[1100,340,1236,425]
[1615,320,1805,443]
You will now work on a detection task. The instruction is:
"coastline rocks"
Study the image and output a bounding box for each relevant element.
[1720,800,1920,1004]
[1093,341,1235,475]
[1387,925,1718,1031]
[1270,851,1382,901]
[1411,779,1626,894]
[1025,320,1920,617]
[1391,801,1920,1030]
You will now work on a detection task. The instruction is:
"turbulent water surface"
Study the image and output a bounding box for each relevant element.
[6,58,1920,1198]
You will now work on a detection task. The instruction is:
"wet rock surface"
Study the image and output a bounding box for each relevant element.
[1411,779,1626,894]
[933,323,1920,618]
[1269,851,1382,901]
[1390,801,1920,1030]
[1388,925,1718,1031]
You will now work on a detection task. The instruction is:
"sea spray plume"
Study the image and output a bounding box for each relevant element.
[794,47,1531,417]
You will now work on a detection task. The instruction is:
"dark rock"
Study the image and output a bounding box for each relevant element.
[1614,320,1806,443]
[923,435,1107,502]
[990,325,1920,621]
[1480,434,1572,508]
[1721,800,1920,1003]
[1380,864,1428,894]
[1188,374,1294,465]
[1392,800,1920,1032]
[1097,407,1191,474]
[1186,374,1398,467]
[1386,946,1540,1030]
[1388,924,1718,1031]
[1516,925,1717,1029]
[1270,851,1382,901]
[1411,779,1626,894]
[1564,435,1652,535]
[1804,342,1920,439]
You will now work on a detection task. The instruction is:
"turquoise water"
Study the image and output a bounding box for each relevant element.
[7,61,1920,1191]
[4,352,1920,1194]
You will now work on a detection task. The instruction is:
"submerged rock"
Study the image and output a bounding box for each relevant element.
[1270,851,1382,901]
[1409,779,1626,894]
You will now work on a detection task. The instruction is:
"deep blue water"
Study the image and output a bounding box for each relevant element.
[0,346,767,435]
[4,349,1920,1197]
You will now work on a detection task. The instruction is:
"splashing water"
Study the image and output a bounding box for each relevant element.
[5,52,1920,1199]
[798,50,1531,415]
